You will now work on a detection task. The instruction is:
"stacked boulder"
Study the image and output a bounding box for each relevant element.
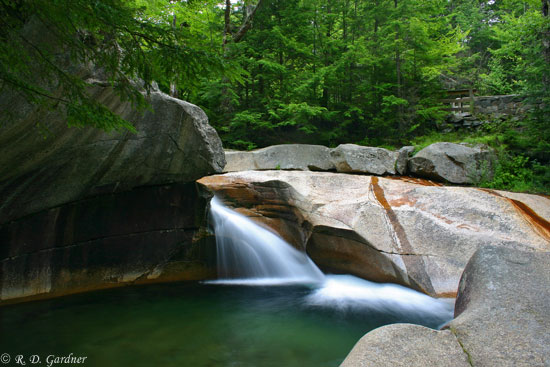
[224,142,495,185]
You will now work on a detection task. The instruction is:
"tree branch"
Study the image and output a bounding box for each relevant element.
[233,0,264,43]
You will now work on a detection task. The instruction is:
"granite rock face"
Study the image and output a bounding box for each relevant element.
[224,144,334,172]
[224,142,497,185]
[0,84,225,223]
[0,63,225,302]
[198,171,550,297]
[0,183,217,302]
[450,246,550,366]
[330,144,399,175]
[340,324,471,367]
[408,142,496,184]
[340,246,550,367]
[225,143,407,176]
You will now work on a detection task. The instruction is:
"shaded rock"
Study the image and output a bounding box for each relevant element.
[340,324,470,367]
[340,246,550,367]
[0,86,224,302]
[396,146,415,175]
[0,22,225,301]
[331,144,398,175]
[0,183,217,302]
[223,144,335,172]
[198,171,550,297]
[447,113,469,124]
[408,142,495,184]
[0,85,225,223]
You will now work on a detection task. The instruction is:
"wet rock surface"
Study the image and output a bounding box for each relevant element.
[198,171,550,297]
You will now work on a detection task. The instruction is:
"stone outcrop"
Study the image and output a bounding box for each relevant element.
[0,79,224,303]
[340,323,471,367]
[225,143,403,176]
[396,146,415,175]
[0,183,217,302]
[340,246,550,366]
[198,171,550,297]
[224,142,497,185]
[224,144,334,172]
[0,85,225,223]
[408,142,496,184]
[330,144,398,175]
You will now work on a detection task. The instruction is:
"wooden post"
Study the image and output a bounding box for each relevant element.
[469,88,475,114]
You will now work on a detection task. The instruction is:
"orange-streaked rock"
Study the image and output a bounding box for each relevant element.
[198,170,550,297]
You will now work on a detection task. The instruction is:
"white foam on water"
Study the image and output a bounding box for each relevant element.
[209,197,454,325]
[307,274,454,320]
[209,196,325,283]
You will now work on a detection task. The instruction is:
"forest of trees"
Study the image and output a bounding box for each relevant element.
[1,0,549,191]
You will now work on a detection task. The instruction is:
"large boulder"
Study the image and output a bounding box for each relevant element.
[340,246,550,366]
[0,78,224,302]
[198,171,550,297]
[0,84,225,223]
[224,144,335,172]
[450,246,550,366]
[330,144,399,175]
[340,324,471,367]
[408,142,496,184]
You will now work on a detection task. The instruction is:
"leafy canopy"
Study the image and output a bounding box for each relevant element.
[0,0,233,131]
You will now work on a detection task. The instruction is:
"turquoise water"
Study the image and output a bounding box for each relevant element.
[0,280,453,367]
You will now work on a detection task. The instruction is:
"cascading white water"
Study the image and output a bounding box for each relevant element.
[208,196,454,324]
[209,196,325,285]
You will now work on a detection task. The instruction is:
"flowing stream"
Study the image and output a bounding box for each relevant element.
[0,197,454,367]
[208,196,325,284]
[208,196,454,320]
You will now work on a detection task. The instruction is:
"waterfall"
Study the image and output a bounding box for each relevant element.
[208,197,454,325]
[209,196,325,285]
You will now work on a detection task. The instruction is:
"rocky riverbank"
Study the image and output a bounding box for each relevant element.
[198,170,550,297]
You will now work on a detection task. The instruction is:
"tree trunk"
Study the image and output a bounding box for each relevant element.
[394,0,404,134]
[542,0,550,92]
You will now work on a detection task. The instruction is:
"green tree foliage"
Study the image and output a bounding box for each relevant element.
[2,0,548,181]
[0,0,230,131]
[196,0,463,148]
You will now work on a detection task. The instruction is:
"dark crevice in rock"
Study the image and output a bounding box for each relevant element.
[167,133,184,153]
[450,327,474,367]
[377,249,438,257]
[445,153,466,169]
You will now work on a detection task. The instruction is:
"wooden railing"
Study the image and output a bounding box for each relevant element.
[441,96,475,113]
[442,89,476,113]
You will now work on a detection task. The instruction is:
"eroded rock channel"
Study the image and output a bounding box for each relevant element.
[198,170,550,297]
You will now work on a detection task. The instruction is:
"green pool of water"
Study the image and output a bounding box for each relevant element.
[0,280,452,367]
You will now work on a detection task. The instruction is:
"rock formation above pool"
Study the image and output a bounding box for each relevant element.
[197,170,550,297]
[0,84,225,223]
[340,246,550,366]
[0,81,225,302]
